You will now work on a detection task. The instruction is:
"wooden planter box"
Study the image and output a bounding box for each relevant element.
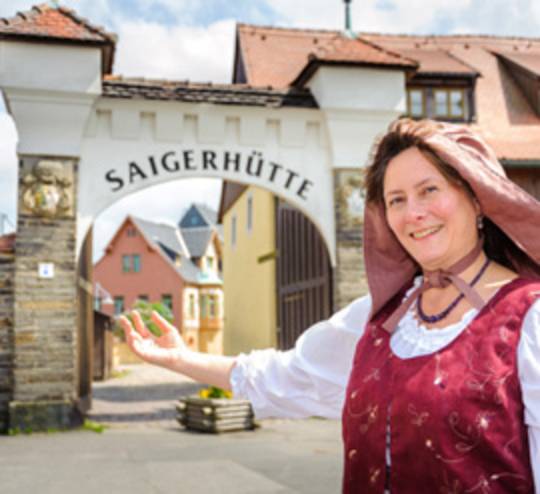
[176,396,255,433]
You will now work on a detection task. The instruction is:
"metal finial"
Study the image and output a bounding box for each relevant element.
[343,0,355,38]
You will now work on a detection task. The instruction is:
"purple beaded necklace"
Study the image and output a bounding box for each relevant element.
[416,256,491,324]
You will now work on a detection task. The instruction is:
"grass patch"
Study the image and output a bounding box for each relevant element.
[81,419,107,433]
[110,368,131,379]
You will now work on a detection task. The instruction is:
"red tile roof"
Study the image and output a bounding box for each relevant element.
[292,35,417,86]
[0,3,115,43]
[391,47,477,76]
[0,3,116,73]
[236,25,540,161]
[236,24,416,88]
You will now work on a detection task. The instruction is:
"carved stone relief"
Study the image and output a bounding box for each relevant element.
[20,160,74,218]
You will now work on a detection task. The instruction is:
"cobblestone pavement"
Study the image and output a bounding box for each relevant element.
[87,363,204,428]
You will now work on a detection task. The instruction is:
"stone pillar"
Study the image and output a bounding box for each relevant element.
[10,156,80,431]
[333,169,368,310]
[0,235,15,432]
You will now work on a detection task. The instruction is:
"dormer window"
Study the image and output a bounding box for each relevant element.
[406,85,472,122]
[434,89,466,118]
[407,88,425,117]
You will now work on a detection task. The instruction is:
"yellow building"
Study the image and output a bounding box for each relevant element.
[219,184,277,354]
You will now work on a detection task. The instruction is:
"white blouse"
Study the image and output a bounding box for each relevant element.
[230,280,540,491]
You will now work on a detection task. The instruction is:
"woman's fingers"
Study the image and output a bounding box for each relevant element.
[119,315,142,347]
[132,310,155,339]
[151,310,176,334]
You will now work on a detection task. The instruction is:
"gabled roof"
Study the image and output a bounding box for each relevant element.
[0,3,116,74]
[131,216,189,258]
[292,35,418,87]
[236,24,415,88]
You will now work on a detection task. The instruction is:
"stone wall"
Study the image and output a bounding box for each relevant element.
[0,234,15,432]
[333,169,368,310]
[10,156,81,431]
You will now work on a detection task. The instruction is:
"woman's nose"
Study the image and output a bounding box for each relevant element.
[404,199,427,222]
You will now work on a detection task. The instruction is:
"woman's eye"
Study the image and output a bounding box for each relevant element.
[388,197,403,207]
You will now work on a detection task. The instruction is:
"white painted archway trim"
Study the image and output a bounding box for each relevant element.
[78,97,337,264]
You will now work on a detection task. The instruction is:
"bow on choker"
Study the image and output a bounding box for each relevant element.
[382,239,486,333]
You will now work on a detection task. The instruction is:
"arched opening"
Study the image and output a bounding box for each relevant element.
[74,175,333,417]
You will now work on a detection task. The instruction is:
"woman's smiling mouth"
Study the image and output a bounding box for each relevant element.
[410,225,443,240]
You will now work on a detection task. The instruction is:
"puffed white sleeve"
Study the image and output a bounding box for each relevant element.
[229,294,372,419]
[517,298,540,493]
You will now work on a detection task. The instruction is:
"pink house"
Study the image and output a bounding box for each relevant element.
[94,205,224,354]
[94,216,186,327]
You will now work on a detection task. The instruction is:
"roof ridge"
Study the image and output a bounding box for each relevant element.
[361,31,540,43]
[237,22,339,36]
[57,5,117,42]
[237,23,540,44]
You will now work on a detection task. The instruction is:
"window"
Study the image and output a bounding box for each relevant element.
[435,89,466,118]
[247,194,253,233]
[450,90,465,117]
[188,293,196,318]
[200,295,207,318]
[406,86,468,120]
[231,214,237,248]
[206,256,214,271]
[208,295,218,318]
[162,294,173,311]
[407,88,425,117]
[138,294,149,302]
[122,255,131,272]
[94,297,102,312]
[133,254,141,273]
[114,296,124,315]
[126,227,137,237]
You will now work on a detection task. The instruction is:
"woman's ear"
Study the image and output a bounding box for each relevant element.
[473,197,481,216]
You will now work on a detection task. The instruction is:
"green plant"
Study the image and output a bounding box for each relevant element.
[81,419,107,433]
[198,386,233,399]
[114,299,174,340]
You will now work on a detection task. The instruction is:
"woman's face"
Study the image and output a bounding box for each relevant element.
[383,146,480,271]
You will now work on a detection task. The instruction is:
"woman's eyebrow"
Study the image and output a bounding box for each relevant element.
[385,177,436,197]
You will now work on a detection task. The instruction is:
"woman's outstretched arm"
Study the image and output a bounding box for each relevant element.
[120,310,236,390]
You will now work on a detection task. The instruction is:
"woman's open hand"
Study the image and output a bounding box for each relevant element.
[119,310,188,370]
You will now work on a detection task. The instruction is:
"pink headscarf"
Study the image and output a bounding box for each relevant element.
[364,119,540,321]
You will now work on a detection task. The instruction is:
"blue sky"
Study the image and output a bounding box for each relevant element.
[1,0,540,259]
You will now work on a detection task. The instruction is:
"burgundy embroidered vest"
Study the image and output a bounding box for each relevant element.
[342,279,540,494]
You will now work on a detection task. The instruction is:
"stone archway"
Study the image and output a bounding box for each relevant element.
[0,5,407,431]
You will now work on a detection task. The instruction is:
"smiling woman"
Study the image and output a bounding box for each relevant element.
[121,118,540,494]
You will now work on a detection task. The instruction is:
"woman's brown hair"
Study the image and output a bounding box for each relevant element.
[364,119,540,275]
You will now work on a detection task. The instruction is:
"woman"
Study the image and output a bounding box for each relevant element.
[120,118,540,493]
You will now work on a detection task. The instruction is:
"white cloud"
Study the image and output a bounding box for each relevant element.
[114,19,236,82]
